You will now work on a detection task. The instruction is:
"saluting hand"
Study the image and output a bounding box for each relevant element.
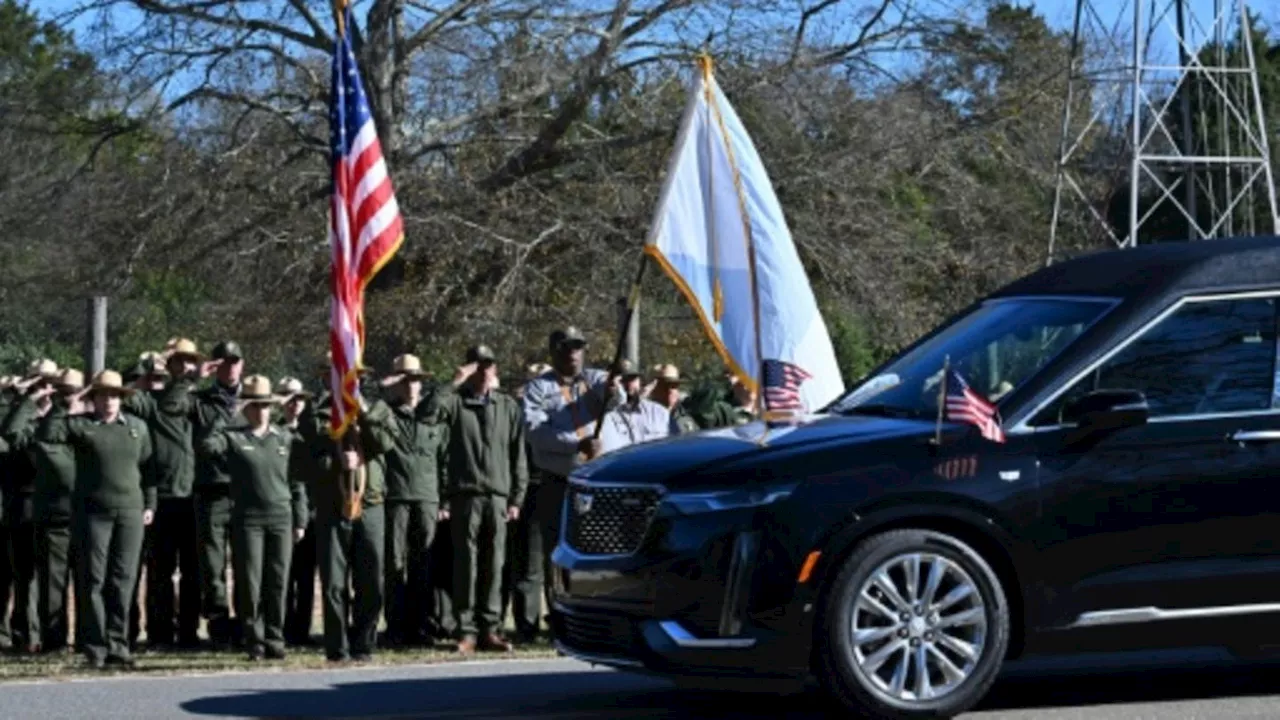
[199,359,222,379]
[452,363,477,388]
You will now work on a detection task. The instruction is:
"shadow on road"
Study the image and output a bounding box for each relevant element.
[180,660,1280,719]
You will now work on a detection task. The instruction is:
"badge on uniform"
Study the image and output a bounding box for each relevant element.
[129,428,139,439]
[277,446,288,456]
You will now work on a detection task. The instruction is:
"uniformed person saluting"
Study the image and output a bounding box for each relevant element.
[1,368,85,654]
[37,370,154,669]
[366,354,447,648]
[439,345,528,654]
[2,359,61,654]
[199,375,307,661]
[123,340,205,650]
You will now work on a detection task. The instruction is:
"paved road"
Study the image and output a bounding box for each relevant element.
[3,649,1280,719]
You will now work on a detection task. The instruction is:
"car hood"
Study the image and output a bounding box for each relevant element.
[571,413,933,487]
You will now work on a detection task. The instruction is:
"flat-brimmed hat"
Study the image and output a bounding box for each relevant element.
[88,370,135,397]
[465,345,496,364]
[166,338,202,362]
[56,368,85,393]
[389,354,429,379]
[650,363,682,385]
[238,374,282,405]
[25,358,59,380]
[274,376,313,401]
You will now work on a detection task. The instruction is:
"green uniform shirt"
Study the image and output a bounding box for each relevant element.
[300,390,389,514]
[437,385,528,506]
[0,394,42,522]
[124,383,196,499]
[39,408,155,513]
[200,424,307,528]
[2,399,77,523]
[364,398,448,504]
[157,378,239,488]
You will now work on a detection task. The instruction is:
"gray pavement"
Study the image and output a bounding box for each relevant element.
[1,649,1279,719]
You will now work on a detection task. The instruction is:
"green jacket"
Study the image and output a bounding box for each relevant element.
[38,408,155,513]
[2,398,77,523]
[124,383,196,499]
[437,385,528,506]
[156,377,240,489]
[199,423,307,528]
[0,393,41,523]
[301,390,390,515]
[363,398,447,504]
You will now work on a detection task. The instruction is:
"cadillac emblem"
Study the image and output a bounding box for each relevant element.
[574,493,594,515]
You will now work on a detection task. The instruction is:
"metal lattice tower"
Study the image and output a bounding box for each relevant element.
[1047,0,1279,263]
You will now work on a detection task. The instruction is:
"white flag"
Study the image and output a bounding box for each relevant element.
[643,57,845,413]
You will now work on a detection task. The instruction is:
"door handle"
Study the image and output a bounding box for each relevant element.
[1230,430,1280,443]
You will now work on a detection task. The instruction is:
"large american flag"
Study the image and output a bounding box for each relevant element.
[328,3,404,440]
[762,359,812,412]
[944,369,1005,443]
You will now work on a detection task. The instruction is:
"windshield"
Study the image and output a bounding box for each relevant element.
[830,297,1116,418]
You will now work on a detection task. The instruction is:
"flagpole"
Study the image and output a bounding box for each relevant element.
[592,255,649,440]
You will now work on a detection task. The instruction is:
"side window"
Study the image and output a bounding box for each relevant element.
[1038,297,1278,423]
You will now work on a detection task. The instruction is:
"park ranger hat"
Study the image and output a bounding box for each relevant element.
[88,370,135,397]
[25,358,59,381]
[238,374,282,405]
[165,337,202,362]
[650,363,682,385]
[389,353,430,379]
[56,368,85,393]
[274,376,312,401]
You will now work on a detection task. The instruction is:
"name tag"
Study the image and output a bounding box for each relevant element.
[240,445,255,451]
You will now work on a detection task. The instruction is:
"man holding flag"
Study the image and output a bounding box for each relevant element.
[317,0,404,663]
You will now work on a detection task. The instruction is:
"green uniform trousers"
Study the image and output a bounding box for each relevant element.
[384,501,437,644]
[451,494,508,638]
[232,519,293,653]
[77,509,144,662]
[36,521,73,650]
[318,504,384,659]
[146,498,201,646]
[7,515,39,649]
[0,523,10,649]
[428,517,455,639]
[284,516,318,645]
[507,480,554,637]
[196,486,234,640]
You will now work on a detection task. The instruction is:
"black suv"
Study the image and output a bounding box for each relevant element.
[549,236,1280,718]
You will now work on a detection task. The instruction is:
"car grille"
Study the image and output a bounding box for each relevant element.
[565,483,662,555]
[555,609,636,656]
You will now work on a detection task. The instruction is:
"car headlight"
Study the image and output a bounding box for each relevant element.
[664,482,799,515]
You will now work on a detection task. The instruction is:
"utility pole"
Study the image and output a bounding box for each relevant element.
[617,295,639,366]
[86,295,107,375]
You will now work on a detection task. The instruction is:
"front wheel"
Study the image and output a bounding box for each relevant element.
[816,529,1010,719]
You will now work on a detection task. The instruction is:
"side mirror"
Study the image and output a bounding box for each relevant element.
[1061,389,1149,432]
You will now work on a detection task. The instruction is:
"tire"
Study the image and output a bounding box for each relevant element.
[815,529,1010,719]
